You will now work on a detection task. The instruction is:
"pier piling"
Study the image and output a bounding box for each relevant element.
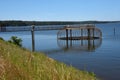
[31,25,35,52]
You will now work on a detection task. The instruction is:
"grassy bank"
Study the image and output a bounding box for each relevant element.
[0,40,97,80]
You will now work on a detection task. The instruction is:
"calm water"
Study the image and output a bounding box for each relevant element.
[0,23,120,80]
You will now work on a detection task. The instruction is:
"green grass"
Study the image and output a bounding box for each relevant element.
[0,40,97,80]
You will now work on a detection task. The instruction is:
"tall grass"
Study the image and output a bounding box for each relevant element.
[0,40,97,80]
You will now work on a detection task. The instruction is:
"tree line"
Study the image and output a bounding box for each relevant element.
[0,20,117,27]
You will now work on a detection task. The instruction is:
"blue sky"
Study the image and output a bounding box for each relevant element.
[0,0,120,21]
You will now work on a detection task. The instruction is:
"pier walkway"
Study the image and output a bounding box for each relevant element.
[0,25,65,32]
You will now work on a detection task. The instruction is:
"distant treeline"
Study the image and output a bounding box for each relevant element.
[0,20,119,27]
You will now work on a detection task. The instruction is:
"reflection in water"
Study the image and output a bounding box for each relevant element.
[57,38,102,51]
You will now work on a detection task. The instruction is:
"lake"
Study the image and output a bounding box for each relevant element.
[0,23,120,80]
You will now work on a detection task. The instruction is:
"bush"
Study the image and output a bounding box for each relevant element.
[8,36,22,47]
[0,37,4,41]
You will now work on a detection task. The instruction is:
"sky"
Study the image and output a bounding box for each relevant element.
[0,0,120,21]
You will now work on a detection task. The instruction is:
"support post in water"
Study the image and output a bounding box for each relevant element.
[31,25,35,52]
[66,28,68,40]
[66,28,68,48]
[87,28,91,39]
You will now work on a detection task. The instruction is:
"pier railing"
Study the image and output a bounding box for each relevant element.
[57,25,102,40]
[0,25,65,32]
[57,25,102,51]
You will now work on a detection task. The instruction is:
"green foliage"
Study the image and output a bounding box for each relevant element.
[0,37,4,41]
[0,20,27,26]
[0,20,113,26]
[8,36,22,47]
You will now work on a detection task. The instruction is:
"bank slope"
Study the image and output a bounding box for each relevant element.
[0,40,97,80]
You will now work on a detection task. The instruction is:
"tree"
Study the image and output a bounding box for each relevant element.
[8,36,22,47]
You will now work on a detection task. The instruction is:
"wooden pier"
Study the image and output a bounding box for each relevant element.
[57,25,102,51]
[57,24,102,40]
[0,26,6,32]
[0,24,102,51]
[0,26,65,32]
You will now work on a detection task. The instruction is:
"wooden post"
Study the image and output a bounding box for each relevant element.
[81,29,83,46]
[87,28,91,50]
[70,29,72,47]
[66,28,68,48]
[87,28,90,39]
[70,29,72,40]
[0,26,6,32]
[66,28,68,40]
[92,28,95,50]
[31,25,35,52]
[81,29,83,39]
[93,28,95,38]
